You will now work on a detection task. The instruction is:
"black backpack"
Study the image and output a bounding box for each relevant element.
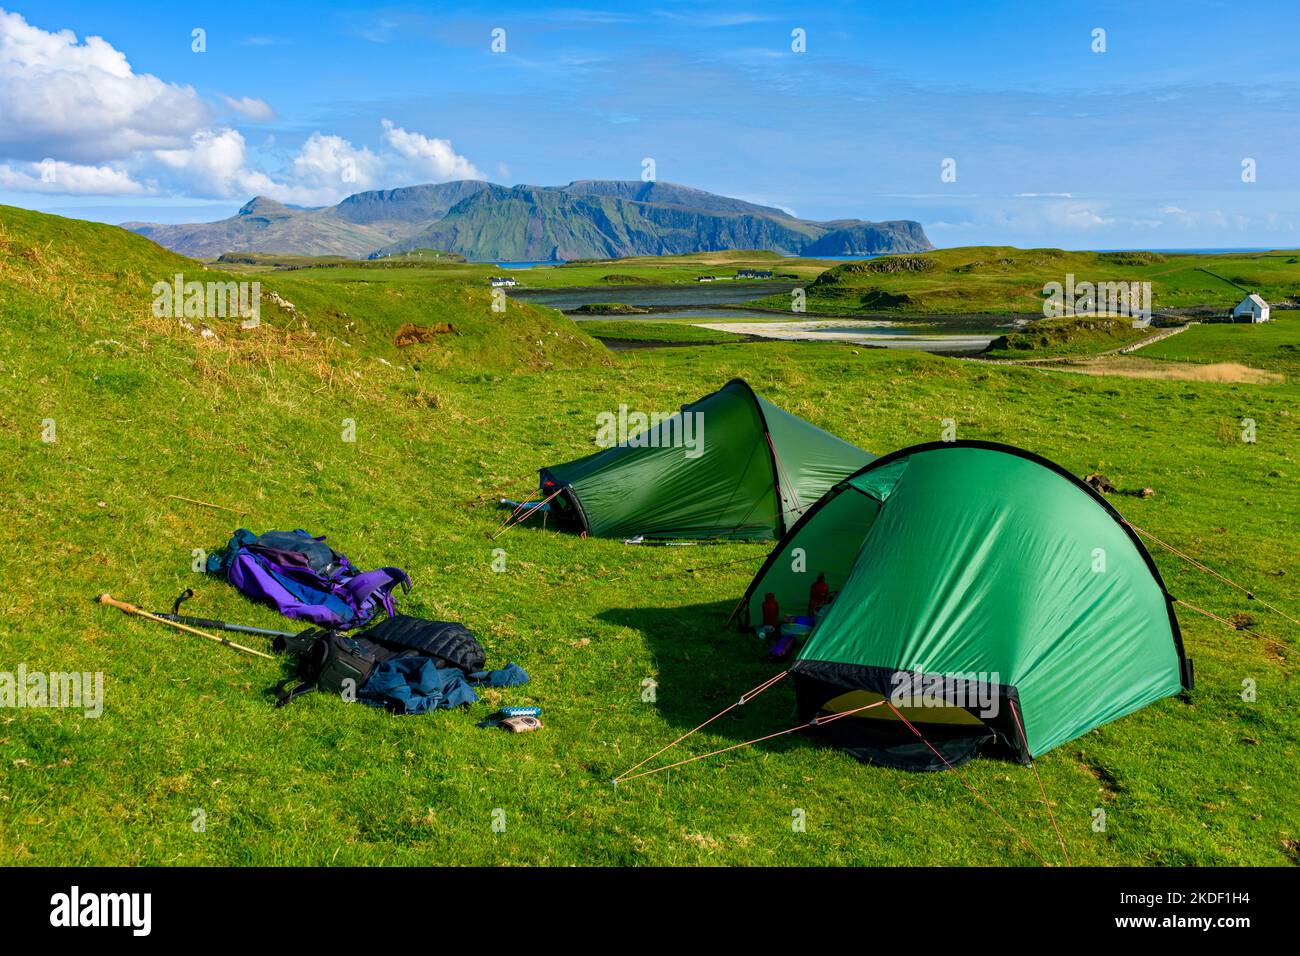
[271,616,487,707]
[272,629,397,707]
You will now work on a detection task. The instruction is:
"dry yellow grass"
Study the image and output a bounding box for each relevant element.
[1053,358,1284,384]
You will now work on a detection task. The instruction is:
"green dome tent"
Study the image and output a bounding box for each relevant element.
[739,441,1192,769]
[538,379,873,541]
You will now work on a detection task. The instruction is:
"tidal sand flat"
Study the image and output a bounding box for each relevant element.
[694,320,999,353]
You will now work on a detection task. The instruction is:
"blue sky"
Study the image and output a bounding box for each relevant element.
[1,0,1297,247]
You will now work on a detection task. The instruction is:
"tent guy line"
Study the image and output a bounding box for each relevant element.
[885,700,1055,867]
[615,696,888,784]
[1125,521,1299,629]
[613,669,789,783]
[1009,698,1072,867]
[491,487,564,539]
[1174,597,1289,651]
[614,683,1061,866]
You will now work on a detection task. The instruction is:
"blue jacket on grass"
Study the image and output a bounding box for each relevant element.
[357,658,529,715]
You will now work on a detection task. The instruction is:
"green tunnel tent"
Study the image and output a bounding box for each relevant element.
[538,379,873,541]
[740,441,1192,770]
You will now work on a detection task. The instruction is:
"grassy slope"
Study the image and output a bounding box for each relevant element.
[982,316,1156,358]
[749,247,1300,316]
[1,207,1298,866]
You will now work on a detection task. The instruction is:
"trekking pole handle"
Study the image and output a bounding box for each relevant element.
[98,594,140,614]
[98,593,275,661]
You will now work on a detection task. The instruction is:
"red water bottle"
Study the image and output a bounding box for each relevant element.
[762,593,780,629]
[808,572,829,617]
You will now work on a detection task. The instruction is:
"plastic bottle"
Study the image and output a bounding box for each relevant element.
[808,572,829,617]
[762,592,780,629]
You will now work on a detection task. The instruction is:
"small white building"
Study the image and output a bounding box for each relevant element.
[489,276,518,288]
[1231,293,1270,323]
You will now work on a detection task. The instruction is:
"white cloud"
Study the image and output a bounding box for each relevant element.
[381,120,484,181]
[150,128,376,206]
[0,159,145,194]
[153,128,277,200]
[288,132,385,201]
[733,192,798,217]
[221,95,277,122]
[0,9,207,162]
[1046,201,1112,230]
[0,11,488,205]
[147,124,471,205]
[655,10,774,26]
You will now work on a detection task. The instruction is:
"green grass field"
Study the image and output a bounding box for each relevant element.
[496,249,825,286]
[749,247,1300,316]
[2,206,1297,866]
[208,249,469,273]
[208,248,829,290]
[1142,317,1300,375]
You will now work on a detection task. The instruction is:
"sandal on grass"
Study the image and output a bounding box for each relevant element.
[477,707,541,729]
[500,715,543,733]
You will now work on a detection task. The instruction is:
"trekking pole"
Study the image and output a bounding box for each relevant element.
[155,613,296,640]
[97,594,275,660]
[156,588,297,640]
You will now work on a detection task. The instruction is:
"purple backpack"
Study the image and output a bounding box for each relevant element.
[207,529,410,629]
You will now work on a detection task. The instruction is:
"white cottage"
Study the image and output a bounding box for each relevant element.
[1231,293,1270,323]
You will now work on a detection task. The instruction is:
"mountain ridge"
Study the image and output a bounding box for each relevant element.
[124,180,933,261]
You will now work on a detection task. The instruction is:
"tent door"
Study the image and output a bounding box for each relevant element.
[813,689,997,771]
